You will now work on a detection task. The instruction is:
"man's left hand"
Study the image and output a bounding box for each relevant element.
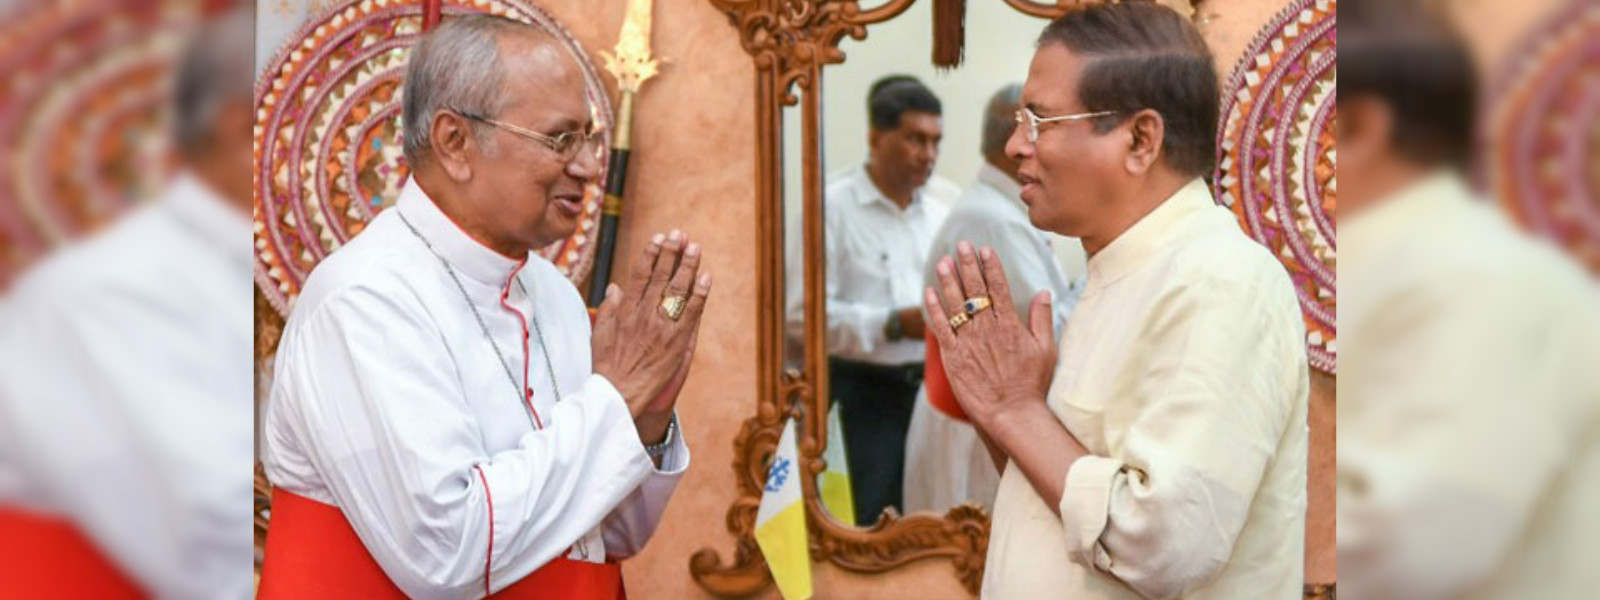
[923,242,1057,429]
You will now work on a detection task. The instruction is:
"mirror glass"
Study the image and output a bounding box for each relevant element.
[782,1,1091,528]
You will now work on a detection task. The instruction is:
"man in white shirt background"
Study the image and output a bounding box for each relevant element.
[925,2,1309,598]
[1337,1,1600,598]
[258,15,711,600]
[904,83,1079,514]
[819,75,950,526]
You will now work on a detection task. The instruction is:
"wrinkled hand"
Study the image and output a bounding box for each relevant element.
[922,242,1056,429]
[592,230,712,444]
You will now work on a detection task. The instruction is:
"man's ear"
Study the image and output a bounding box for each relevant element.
[430,110,476,182]
[1337,95,1393,177]
[1123,109,1165,176]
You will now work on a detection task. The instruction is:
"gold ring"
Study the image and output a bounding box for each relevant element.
[660,295,688,321]
[948,312,971,330]
[963,296,992,315]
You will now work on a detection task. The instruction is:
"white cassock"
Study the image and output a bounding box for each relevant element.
[903,163,1081,514]
[262,179,689,600]
[0,172,255,600]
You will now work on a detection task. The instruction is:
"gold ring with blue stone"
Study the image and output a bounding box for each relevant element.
[963,296,993,315]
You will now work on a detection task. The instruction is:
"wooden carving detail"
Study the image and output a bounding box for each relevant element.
[691,0,994,597]
[999,0,1076,19]
[809,501,991,592]
[711,0,914,105]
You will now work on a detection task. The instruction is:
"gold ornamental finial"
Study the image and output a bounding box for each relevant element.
[600,0,662,95]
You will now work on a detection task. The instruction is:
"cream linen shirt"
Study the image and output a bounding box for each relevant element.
[983,179,1309,599]
[1338,172,1600,600]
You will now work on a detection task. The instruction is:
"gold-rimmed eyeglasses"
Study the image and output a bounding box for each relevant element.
[453,109,604,162]
[1014,106,1117,143]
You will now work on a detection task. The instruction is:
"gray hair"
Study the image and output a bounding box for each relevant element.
[401,14,549,164]
[981,83,1023,157]
[172,7,253,154]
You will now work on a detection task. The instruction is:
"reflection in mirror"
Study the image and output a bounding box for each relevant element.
[782,90,807,375]
[803,1,1089,528]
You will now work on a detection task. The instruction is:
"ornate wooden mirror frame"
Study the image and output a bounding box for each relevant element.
[687,1,1089,596]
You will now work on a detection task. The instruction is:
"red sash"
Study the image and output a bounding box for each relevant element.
[0,504,146,599]
[259,488,626,600]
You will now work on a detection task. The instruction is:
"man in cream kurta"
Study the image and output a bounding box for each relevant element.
[981,179,1308,599]
[1338,172,1600,600]
[1336,3,1600,596]
[923,4,1307,599]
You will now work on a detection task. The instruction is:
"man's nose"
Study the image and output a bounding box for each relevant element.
[568,144,602,182]
[1005,126,1031,161]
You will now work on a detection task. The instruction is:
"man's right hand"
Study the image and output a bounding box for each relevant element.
[591,230,712,426]
[896,306,926,339]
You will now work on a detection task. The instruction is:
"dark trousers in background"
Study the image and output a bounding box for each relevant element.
[828,357,924,527]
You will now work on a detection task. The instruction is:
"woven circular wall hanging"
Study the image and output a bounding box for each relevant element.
[1480,0,1600,276]
[1215,0,1337,373]
[254,0,613,316]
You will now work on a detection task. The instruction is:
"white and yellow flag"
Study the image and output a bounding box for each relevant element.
[756,417,813,600]
[818,402,855,525]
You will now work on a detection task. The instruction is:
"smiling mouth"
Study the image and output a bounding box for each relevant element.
[552,194,584,215]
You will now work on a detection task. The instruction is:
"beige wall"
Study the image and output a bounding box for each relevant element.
[478,0,1328,597]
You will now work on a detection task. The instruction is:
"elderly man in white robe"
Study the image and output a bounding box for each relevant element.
[926,3,1309,599]
[259,15,712,600]
[903,83,1080,514]
[0,10,256,599]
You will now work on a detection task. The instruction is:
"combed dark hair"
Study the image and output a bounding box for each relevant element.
[1036,0,1217,176]
[867,75,942,130]
[1340,0,1477,168]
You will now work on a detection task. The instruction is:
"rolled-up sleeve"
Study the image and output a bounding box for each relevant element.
[1056,267,1306,599]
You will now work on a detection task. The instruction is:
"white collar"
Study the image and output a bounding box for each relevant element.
[852,164,925,213]
[1086,178,1213,288]
[167,171,252,270]
[1340,170,1468,271]
[393,178,526,288]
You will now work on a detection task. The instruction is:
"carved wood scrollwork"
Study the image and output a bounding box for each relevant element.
[999,0,1076,19]
[690,0,995,596]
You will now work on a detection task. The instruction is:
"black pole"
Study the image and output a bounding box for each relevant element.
[587,146,631,308]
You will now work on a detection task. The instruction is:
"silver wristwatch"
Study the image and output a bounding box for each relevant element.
[645,412,679,459]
